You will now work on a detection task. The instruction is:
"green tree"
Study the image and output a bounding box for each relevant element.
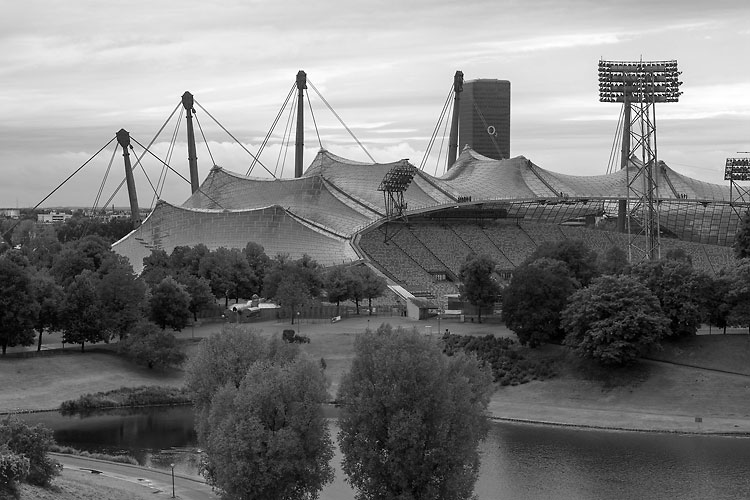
[118,321,185,369]
[50,235,113,286]
[0,415,60,486]
[243,242,270,294]
[202,359,333,500]
[185,325,299,439]
[148,276,191,331]
[338,325,493,500]
[562,275,669,366]
[0,447,30,497]
[324,265,351,315]
[265,255,324,323]
[357,266,387,316]
[29,270,64,352]
[727,259,750,332]
[527,238,600,286]
[0,256,37,355]
[733,209,750,259]
[599,245,628,276]
[141,249,172,288]
[458,254,501,323]
[629,259,704,337]
[96,255,147,340]
[185,327,331,500]
[177,273,216,322]
[502,258,578,347]
[60,270,107,352]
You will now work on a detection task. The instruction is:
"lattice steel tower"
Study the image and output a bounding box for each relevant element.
[599,59,682,262]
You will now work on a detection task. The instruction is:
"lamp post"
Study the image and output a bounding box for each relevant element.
[170,463,175,498]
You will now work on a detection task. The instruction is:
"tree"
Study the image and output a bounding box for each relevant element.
[177,273,216,321]
[185,327,331,500]
[562,275,669,366]
[60,270,107,352]
[265,255,324,323]
[599,245,628,276]
[140,249,172,288]
[527,238,600,286]
[0,256,37,355]
[50,235,113,287]
[733,209,750,259]
[629,259,704,337]
[118,321,185,369]
[338,325,493,500]
[96,255,147,340]
[0,415,60,486]
[202,359,333,500]
[358,266,387,316]
[502,258,578,346]
[29,270,64,351]
[148,276,191,331]
[727,259,750,332]
[458,254,501,323]
[243,242,270,294]
[324,265,351,315]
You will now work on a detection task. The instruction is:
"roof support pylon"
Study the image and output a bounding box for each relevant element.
[447,70,463,170]
[116,129,141,229]
[182,91,200,193]
[295,70,307,178]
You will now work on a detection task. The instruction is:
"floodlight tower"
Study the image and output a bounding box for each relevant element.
[599,59,682,262]
[725,157,750,217]
[378,161,417,243]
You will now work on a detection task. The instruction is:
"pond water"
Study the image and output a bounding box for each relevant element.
[20,406,750,499]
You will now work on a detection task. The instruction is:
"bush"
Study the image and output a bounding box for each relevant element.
[0,417,60,487]
[60,385,191,414]
[0,448,29,498]
[442,334,557,385]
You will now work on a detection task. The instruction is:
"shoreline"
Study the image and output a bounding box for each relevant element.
[6,399,750,438]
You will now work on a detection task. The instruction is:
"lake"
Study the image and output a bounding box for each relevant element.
[20,406,750,499]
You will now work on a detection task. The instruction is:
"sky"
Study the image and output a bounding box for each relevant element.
[1,0,749,209]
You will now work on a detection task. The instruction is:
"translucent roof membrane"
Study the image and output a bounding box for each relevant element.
[113,201,358,273]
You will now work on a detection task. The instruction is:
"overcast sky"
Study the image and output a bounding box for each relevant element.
[2,0,749,208]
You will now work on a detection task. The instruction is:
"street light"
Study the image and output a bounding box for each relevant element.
[170,463,175,498]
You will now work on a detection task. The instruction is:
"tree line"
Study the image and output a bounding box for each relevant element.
[0,230,386,358]
[459,235,750,366]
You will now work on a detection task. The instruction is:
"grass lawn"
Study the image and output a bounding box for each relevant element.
[1,315,749,433]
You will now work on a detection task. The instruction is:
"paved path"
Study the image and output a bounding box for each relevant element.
[51,453,218,500]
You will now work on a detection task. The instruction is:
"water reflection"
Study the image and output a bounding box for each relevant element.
[19,407,750,500]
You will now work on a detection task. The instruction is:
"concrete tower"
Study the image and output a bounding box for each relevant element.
[458,79,510,160]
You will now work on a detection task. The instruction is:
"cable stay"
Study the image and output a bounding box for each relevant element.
[307,79,376,163]
[91,144,118,214]
[130,136,226,210]
[248,83,296,176]
[1,137,117,243]
[606,106,625,175]
[193,99,274,178]
[419,83,454,174]
[275,90,298,178]
[306,87,323,150]
[471,101,504,160]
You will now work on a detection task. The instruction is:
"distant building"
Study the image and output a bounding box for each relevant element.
[0,208,20,219]
[38,211,72,224]
[458,79,511,160]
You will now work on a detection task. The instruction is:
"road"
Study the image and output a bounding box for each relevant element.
[51,452,218,499]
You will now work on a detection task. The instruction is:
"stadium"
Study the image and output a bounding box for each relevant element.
[112,146,742,312]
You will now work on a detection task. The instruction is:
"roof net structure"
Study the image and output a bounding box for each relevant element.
[112,147,745,274]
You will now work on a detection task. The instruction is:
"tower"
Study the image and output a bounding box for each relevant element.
[458,79,511,160]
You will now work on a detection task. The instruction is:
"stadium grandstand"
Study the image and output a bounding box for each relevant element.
[112,146,743,309]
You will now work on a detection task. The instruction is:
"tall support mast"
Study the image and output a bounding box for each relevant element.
[447,70,463,169]
[599,59,682,262]
[116,129,141,229]
[617,97,631,233]
[295,70,307,178]
[182,91,200,193]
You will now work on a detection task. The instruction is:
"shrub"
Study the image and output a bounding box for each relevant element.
[0,448,30,498]
[0,417,60,487]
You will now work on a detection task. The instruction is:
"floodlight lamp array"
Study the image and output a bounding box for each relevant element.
[378,162,417,193]
[598,59,682,103]
[725,158,750,181]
